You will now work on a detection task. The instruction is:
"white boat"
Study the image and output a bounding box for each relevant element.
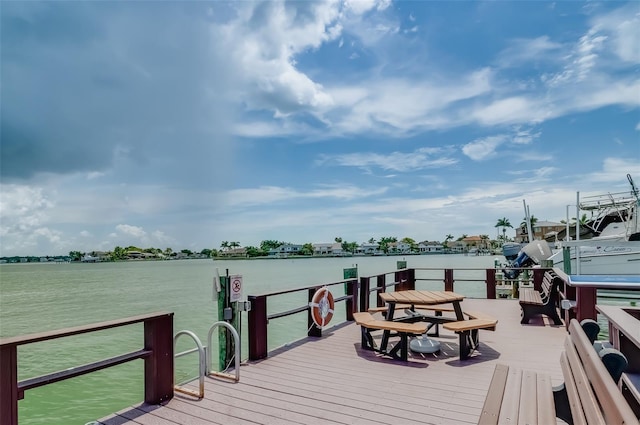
[549,174,640,275]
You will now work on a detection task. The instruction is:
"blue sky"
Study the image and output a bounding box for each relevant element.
[1,1,639,257]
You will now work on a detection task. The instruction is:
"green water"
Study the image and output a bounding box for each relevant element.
[0,254,518,424]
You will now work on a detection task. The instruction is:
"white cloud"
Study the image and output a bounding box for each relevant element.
[221,1,342,115]
[0,185,54,251]
[497,36,563,68]
[318,147,458,172]
[592,4,640,63]
[462,135,507,161]
[512,128,541,145]
[345,0,382,15]
[586,157,640,184]
[471,97,547,126]
[116,224,147,239]
[226,184,388,207]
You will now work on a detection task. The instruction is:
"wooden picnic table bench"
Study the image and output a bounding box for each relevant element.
[519,270,563,325]
[477,319,637,425]
[369,304,456,336]
[369,303,498,360]
[353,312,429,361]
[442,313,498,360]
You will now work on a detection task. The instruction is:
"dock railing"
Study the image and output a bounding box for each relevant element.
[0,311,174,425]
[248,267,505,361]
[247,279,358,360]
[555,269,640,327]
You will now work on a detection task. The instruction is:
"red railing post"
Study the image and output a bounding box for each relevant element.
[444,269,454,292]
[307,288,322,338]
[533,268,545,291]
[0,344,18,425]
[345,280,357,319]
[143,313,174,405]
[248,295,268,360]
[359,276,370,313]
[407,268,416,290]
[576,286,598,322]
[376,275,386,307]
[485,268,497,299]
[394,270,403,291]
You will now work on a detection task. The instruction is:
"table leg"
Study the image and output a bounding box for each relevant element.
[453,301,464,321]
[379,302,397,352]
[380,330,390,352]
[387,303,396,320]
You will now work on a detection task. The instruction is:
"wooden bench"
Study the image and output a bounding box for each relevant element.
[371,304,457,336]
[519,270,563,325]
[442,315,498,360]
[352,312,428,361]
[367,304,413,314]
[477,319,637,425]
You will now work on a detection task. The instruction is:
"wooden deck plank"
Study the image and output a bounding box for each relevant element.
[99,299,568,425]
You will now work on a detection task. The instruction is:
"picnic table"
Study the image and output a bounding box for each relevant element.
[378,290,465,354]
[379,290,466,322]
[378,290,498,360]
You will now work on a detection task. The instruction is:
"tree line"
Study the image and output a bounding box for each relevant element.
[7,215,577,261]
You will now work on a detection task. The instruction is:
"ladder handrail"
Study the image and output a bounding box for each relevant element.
[173,330,206,399]
[207,321,241,382]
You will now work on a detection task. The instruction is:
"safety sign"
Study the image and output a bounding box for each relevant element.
[230,274,243,302]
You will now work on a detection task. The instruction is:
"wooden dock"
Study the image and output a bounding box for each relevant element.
[99,299,568,425]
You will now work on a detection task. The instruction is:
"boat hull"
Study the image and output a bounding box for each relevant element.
[550,247,640,275]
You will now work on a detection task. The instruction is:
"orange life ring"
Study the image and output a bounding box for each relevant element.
[309,287,334,328]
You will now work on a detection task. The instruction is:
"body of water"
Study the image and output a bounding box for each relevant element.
[3,254,630,424]
[0,254,498,424]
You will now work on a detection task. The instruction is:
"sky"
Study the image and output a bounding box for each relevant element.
[1,1,639,257]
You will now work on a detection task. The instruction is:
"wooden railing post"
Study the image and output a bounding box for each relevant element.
[345,280,357,319]
[0,344,18,425]
[485,268,497,299]
[533,268,546,291]
[444,269,454,292]
[376,275,386,307]
[248,295,268,360]
[359,277,370,313]
[407,268,416,290]
[308,288,322,338]
[143,313,174,405]
[576,286,598,322]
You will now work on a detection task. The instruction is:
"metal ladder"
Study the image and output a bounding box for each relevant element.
[173,321,240,398]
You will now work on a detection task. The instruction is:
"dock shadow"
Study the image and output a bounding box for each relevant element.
[353,342,430,368]
[520,316,565,327]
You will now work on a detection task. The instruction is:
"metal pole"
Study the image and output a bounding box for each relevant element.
[576,192,581,275]
[566,205,570,241]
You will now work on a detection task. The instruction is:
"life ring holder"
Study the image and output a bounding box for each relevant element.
[309,286,334,328]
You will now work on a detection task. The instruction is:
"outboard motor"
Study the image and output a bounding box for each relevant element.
[503,240,552,279]
[502,242,524,261]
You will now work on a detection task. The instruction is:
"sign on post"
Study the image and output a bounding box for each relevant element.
[343,267,358,279]
[230,275,243,302]
[397,260,407,269]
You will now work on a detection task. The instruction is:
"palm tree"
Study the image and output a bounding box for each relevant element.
[520,215,538,241]
[378,236,397,254]
[479,234,490,251]
[495,218,512,241]
[571,213,589,225]
[220,241,229,251]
